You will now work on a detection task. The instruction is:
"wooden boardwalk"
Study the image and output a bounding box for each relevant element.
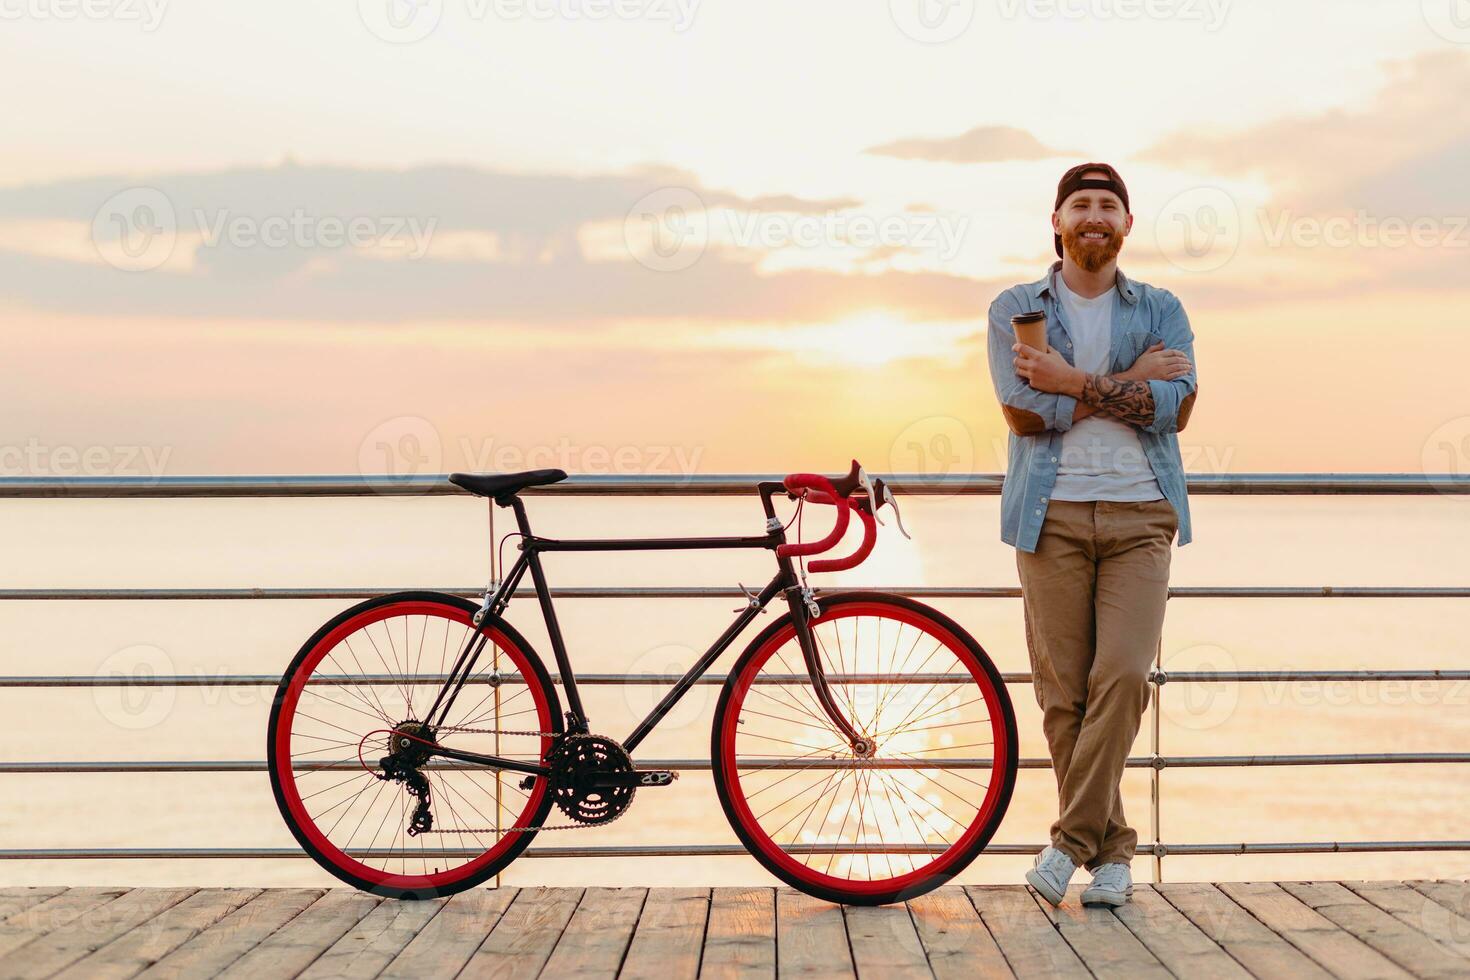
[2,880,1468,978]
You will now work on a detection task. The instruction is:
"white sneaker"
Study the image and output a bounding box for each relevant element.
[1080,862,1133,906]
[1025,845,1078,906]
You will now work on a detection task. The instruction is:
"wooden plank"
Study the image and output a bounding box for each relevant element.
[620,887,709,980]
[775,888,855,979]
[460,886,582,979]
[907,887,1010,980]
[6,888,195,980]
[0,887,130,959]
[53,888,260,980]
[216,890,380,979]
[1280,881,1470,980]
[379,887,516,980]
[0,888,67,923]
[1347,879,1470,937]
[539,887,647,980]
[843,903,930,980]
[965,885,1087,979]
[1410,879,1470,922]
[297,894,445,980]
[1217,881,1412,980]
[139,888,324,978]
[1157,882,1335,979]
[1029,883,1171,979]
[701,888,775,980]
[1111,885,1250,980]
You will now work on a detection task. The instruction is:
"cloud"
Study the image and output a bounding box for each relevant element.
[0,161,999,324]
[864,125,1076,163]
[1140,49,1470,210]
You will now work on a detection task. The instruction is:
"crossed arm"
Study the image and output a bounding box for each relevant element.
[987,292,1198,437]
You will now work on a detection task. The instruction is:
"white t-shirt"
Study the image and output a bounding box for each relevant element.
[1048,275,1164,502]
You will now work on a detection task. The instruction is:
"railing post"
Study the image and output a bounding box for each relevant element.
[1151,628,1163,884]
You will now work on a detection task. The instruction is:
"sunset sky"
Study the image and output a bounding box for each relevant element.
[4,1,1469,479]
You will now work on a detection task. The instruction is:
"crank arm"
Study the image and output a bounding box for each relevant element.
[429,743,549,778]
[589,770,679,788]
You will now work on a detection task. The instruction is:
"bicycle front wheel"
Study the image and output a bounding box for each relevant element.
[712,592,1017,905]
[268,591,560,898]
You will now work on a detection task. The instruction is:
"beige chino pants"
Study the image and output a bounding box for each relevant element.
[1015,497,1177,870]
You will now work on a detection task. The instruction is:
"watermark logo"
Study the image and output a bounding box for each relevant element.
[1422,415,1470,503]
[93,644,176,731]
[621,644,707,730]
[358,0,444,43]
[1422,0,1470,44]
[0,0,169,30]
[359,416,444,479]
[1159,643,1239,731]
[0,438,172,478]
[1153,185,1240,273]
[888,416,975,499]
[996,0,1229,31]
[889,0,975,43]
[623,187,709,272]
[91,187,440,271]
[92,187,177,272]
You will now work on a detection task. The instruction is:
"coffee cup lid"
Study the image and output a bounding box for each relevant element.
[1011,311,1046,325]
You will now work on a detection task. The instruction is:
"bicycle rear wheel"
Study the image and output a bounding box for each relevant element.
[268,591,560,898]
[711,592,1017,905]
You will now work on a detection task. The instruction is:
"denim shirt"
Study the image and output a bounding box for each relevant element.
[987,260,1198,553]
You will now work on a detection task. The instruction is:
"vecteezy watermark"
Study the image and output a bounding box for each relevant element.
[996,0,1229,30]
[1417,872,1470,957]
[357,0,699,43]
[1422,415,1470,503]
[92,187,177,272]
[888,0,975,43]
[888,416,976,499]
[359,416,444,480]
[623,187,970,273]
[93,644,176,731]
[0,438,172,478]
[357,416,706,484]
[621,644,707,731]
[1159,643,1240,731]
[1257,209,1470,251]
[1422,0,1470,44]
[0,0,168,30]
[1153,186,1242,274]
[457,436,704,479]
[91,186,439,272]
[1155,186,1470,273]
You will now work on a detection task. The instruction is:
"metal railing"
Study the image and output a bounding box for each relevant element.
[3,472,1468,884]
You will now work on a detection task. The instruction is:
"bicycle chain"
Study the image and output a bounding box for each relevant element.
[418,725,630,834]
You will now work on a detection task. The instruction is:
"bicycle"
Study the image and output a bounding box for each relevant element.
[268,460,1018,905]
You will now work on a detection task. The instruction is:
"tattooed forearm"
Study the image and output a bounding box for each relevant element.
[1079,373,1155,427]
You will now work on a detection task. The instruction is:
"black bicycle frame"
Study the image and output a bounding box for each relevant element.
[420,481,863,777]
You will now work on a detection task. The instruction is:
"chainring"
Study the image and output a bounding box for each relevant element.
[546,733,636,826]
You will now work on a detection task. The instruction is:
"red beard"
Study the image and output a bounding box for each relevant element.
[1062,224,1123,272]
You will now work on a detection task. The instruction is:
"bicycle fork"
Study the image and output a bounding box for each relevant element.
[784,586,873,757]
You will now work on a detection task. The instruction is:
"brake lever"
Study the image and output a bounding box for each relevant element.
[882,484,912,539]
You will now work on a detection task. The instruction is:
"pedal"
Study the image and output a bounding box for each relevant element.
[637,770,678,787]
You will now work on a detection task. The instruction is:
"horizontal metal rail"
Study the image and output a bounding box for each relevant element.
[3,472,1468,497]
[4,669,1467,688]
[5,753,1469,774]
[5,585,1470,601]
[5,840,1469,860]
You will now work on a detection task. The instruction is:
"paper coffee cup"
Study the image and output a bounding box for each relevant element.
[1011,311,1049,353]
